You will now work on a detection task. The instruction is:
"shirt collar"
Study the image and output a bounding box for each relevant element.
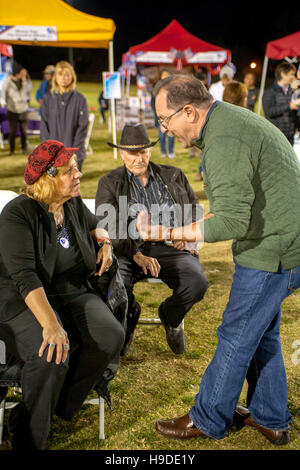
[126,163,153,184]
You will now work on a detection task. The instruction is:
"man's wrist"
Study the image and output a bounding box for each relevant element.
[165,227,174,241]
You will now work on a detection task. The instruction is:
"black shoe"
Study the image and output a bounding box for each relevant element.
[8,402,34,449]
[158,307,186,354]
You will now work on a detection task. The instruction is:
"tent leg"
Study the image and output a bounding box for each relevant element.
[257,56,268,116]
[68,48,74,66]
[109,40,117,160]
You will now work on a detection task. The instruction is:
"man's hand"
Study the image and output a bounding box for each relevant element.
[290,98,300,110]
[173,241,186,251]
[137,211,168,241]
[133,252,161,278]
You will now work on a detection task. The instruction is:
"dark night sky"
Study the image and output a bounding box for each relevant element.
[12,0,300,81]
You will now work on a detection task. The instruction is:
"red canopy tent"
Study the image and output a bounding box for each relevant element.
[123,19,231,70]
[257,31,300,114]
[265,31,300,59]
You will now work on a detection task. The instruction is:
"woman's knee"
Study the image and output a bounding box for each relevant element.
[100,321,125,356]
[86,318,125,357]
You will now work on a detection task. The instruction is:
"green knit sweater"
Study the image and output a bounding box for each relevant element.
[193,101,300,272]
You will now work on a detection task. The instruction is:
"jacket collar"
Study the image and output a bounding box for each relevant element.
[192,100,220,149]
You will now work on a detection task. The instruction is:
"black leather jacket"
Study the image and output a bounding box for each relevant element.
[95,162,202,258]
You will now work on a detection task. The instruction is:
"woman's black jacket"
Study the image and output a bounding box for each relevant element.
[0,194,127,325]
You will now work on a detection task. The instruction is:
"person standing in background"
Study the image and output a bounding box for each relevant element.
[209,64,235,101]
[223,80,248,108]
[36,65,55,106]
[262,62,300,145]
[2,62,28,156]
[243,71,259,111]
[40,61,89,171]
[151,69,175,158]
[98,90,109,124]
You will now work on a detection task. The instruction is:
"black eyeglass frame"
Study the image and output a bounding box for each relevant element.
[157,102,192,128]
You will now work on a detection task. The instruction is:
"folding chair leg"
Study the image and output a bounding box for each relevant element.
[0,398,5,446]
[99,396,105,440]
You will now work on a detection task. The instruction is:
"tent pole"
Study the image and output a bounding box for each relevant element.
[257,55,268,115]
[68,47,74,66]
[109,40,117,160]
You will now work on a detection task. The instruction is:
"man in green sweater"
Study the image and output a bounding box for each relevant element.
[138,74,300,445]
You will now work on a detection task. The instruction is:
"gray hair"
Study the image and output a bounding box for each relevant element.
[153,74,213,110]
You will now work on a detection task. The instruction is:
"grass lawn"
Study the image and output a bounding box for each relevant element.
[0,81,300,451]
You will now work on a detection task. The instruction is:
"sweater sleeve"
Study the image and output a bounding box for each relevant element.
[262,87,290,118]
[0,204,43,299]
[40,93,50,141]
[203,135,255,243]
[72,94,89,160]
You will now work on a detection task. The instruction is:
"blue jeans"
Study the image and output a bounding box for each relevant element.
[157,125,174,154]
[189,261,300,439]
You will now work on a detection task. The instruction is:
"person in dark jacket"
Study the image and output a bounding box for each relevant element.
[0,140,125,449]
[243,71,259,112]
[262,62,300,145]
[35,64,55,105]
[95,124,209,357]
[40,61,89,171]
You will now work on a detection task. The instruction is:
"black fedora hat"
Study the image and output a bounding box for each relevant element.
[107,124,158,151]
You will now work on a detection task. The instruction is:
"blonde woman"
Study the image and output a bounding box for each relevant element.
[40,61,89,171]
[0,140,125,449]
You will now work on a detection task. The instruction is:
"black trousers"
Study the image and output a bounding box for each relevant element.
[118,243,209,341]
[0,292,125,449]
[7,111,27,153]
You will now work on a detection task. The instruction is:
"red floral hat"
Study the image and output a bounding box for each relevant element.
[24,140,79,185]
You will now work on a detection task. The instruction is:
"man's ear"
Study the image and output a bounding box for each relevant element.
[184,104,197,122]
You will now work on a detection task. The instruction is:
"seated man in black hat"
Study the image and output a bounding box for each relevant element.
[95,124,209,355]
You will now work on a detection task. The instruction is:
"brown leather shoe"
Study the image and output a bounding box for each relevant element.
[155,413,208,439]
[234,404,290,445]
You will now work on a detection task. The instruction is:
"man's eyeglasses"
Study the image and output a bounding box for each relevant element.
[157,103,191,129]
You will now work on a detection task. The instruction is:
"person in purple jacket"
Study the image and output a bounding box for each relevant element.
[40,61,89,171]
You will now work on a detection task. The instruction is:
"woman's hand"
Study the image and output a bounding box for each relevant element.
[24,287,69,364]
[39,321,69,364]
[133,252,161,278]
[95,243,113,276]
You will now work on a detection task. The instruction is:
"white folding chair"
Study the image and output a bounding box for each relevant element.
[0,190,18,214]
[82,198,96,214]
[85,113,95,155]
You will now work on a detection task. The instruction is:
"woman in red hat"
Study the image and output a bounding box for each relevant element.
[0,140,125,449]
